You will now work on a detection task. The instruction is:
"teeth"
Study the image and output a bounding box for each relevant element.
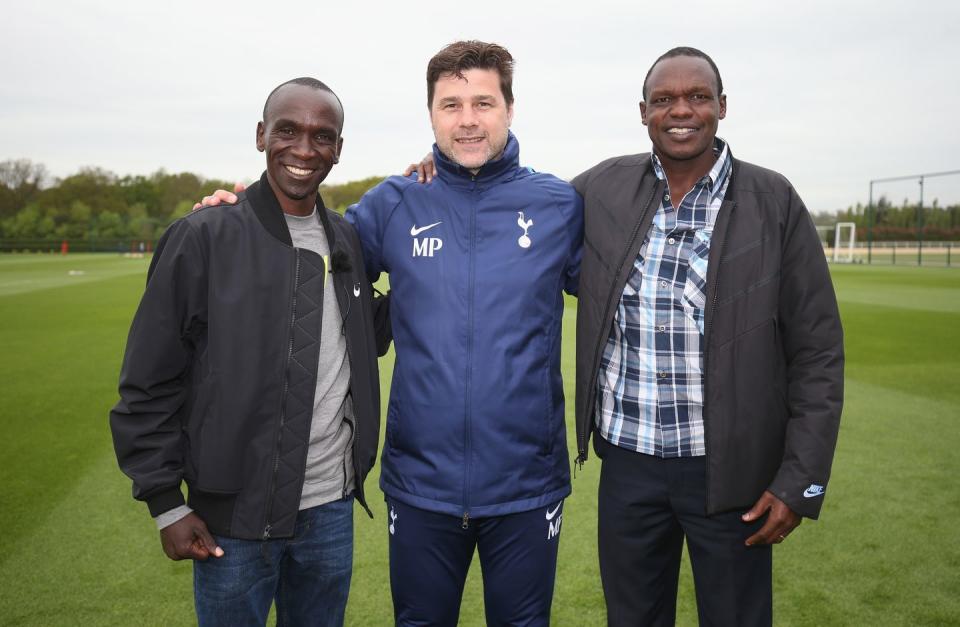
[667,128,696,135]
[284,165,313,176]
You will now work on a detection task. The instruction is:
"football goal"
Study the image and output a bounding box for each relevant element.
[832,222,856,263]
[816,223,856,263]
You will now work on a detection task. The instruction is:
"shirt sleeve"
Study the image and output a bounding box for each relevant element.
[155,504,194,530]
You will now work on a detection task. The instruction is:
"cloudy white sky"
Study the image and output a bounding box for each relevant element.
[2,0,958,212]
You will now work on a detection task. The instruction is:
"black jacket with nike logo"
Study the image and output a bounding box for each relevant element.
[110,173,381,539]
[572,154,844,519]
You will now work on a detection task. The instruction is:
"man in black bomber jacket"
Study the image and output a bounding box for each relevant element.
[572,49,843,626]
[110,78,381,626]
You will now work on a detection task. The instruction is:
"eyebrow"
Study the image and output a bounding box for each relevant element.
[436,94,497,105]
[271,118,339,133]
[649,84,715,97]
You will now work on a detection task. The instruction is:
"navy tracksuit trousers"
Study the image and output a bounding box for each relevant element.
[386,498,564,626]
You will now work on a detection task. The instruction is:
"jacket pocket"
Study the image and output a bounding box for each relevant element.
[184,372,217,483]
[192,378,243,493]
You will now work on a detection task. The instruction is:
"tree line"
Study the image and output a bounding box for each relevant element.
[0,159,384,247]
[3,158,959,248]
[815,196,960,242]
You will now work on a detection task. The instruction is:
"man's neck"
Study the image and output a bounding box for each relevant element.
[264,173,316,216]
[281,201,315,217]
[658,152,716,207]
[276,189,316,217]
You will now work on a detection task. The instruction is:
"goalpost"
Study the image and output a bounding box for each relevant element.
[833,222,856,263]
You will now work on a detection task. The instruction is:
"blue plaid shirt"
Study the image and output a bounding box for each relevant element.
[596,138,732,457]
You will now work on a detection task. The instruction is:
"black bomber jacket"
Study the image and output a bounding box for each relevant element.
[110,173,381,540]
[572,153,844,519]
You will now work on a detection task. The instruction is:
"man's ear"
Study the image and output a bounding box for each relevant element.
[256,122,265,152]
[639,101,648,126]
[333,136,343,164]
[718,94,727,120]
[507,103,515,127]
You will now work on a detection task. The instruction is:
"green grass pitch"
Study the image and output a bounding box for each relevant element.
[1,254,958,625]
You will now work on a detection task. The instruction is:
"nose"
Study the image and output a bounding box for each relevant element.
[291,133,317,159]
[458,107,479,128]
[668,98,694,118]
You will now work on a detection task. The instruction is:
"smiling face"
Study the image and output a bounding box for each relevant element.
[430,68,514,172]
[256,84,343,215]
[640,55,726,174]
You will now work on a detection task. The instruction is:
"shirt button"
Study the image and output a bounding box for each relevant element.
[660,280,668,288]
[658,371,667,378]
[668,237,676,245]
[658,325,666,332]
[664,193,671,202]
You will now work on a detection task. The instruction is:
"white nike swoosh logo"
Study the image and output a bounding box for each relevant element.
[803,487,824,498]
[410,221,442,236]
[545,502,562,520]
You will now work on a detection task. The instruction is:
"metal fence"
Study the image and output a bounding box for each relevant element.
[824,241,956,267]
[0,239,155,254]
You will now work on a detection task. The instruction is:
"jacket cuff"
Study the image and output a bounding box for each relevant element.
[768,476,825,520]
[146,486,186,518]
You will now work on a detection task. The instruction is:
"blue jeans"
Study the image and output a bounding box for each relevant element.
[194,495,354,627]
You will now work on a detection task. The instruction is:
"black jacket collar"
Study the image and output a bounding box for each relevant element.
[245,171,338,254]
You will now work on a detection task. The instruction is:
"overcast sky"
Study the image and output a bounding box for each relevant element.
[3,0,958,212]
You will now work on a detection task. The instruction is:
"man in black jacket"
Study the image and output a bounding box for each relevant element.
[110,78,381,626]
[572,48,843,626]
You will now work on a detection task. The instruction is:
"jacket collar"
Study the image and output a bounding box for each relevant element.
[433,131,521,188]
[245,171,338,254]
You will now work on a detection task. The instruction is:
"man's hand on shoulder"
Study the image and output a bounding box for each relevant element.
[742,490,801,546]
[160,512,224,561]
[192,181,246,211]
[402,153,436,184]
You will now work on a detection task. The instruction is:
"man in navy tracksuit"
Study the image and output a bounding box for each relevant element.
[346,41,582,625]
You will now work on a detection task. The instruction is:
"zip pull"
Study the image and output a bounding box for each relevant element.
[461,513,470,530]
[262,524,272,540]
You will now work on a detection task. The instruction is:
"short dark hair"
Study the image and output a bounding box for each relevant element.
[262,77,344,130]
[426,40,514,108]
[642,47,723,100]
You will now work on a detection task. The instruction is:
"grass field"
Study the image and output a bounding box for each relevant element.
[1,254,958,626]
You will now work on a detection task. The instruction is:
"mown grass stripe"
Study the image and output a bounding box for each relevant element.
[1,254,957,625]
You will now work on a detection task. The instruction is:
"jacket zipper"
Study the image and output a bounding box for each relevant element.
[340,276,372,518]
[262,248,301,539]
[346,278,373,517]
[462,177,478,528]
[576,179,663,464]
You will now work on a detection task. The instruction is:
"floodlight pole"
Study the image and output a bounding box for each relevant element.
[867,181,874,264]
[918,177,924,266]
